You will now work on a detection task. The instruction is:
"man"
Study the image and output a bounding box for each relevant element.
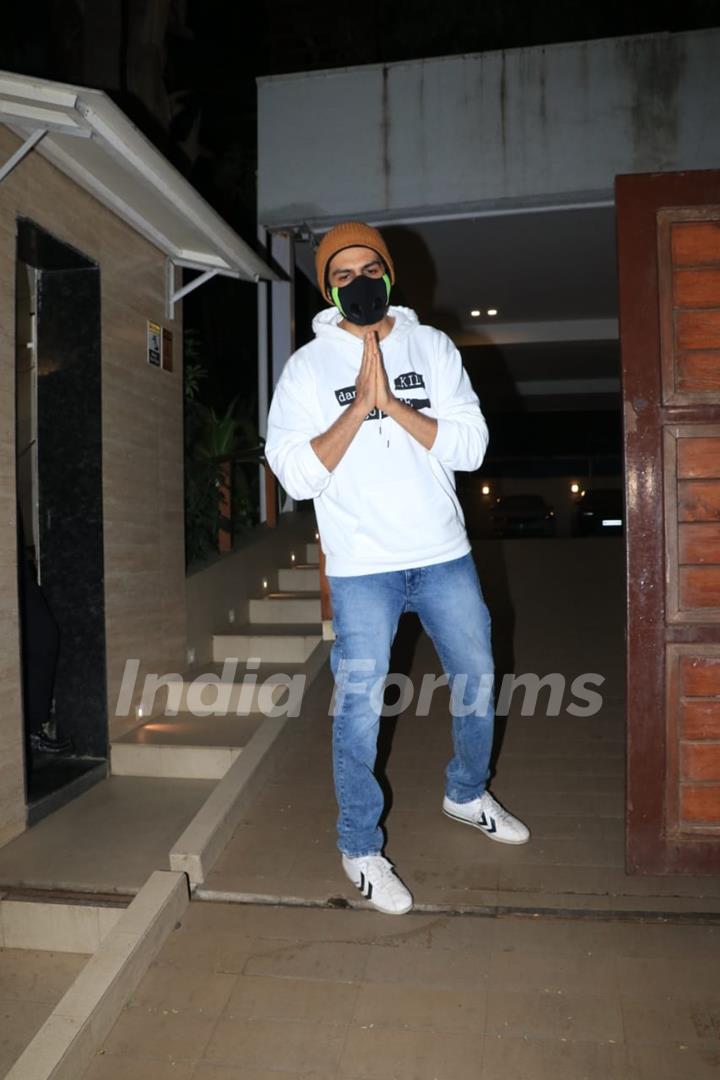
[266,221,529,915]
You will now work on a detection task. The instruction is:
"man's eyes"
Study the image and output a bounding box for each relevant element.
[336,266,382,284]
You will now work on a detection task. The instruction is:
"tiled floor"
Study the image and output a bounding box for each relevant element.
[81,901,720,1079]
[0,946,88,1074]
[199,539,720,912]
[201,669,720,912]
[79,539,720,1078]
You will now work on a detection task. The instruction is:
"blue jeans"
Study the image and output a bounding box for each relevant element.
[328,552,494,857]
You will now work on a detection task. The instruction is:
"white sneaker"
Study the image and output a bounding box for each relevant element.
[443,791,530,845]
[342,854,413,915]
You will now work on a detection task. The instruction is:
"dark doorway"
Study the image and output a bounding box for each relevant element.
[15,219,107,822]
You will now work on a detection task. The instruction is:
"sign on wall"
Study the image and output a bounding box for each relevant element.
[147,321,161,367]
[147,322,174,371]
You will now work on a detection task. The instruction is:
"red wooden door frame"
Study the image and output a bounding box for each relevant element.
[617,169,720,875]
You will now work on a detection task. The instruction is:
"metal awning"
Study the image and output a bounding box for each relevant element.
[0,69,277,302]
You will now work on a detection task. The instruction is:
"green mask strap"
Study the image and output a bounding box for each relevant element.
[382,272,392,301]
[330,285,346,315]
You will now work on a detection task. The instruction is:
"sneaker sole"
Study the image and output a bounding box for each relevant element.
[360,894,414,915]
[442,807,530,845]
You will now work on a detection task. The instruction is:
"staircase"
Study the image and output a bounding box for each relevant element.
[111,540,324,780]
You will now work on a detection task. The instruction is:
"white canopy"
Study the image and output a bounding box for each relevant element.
[0,69,276,284]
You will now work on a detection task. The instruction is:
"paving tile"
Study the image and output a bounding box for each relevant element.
[0,999,55,1076]
[495,863,710,899]
[621,994,720,1046]
[242,940,371,983]
[399,827,507,864]
[99,1007,217,1063]
[487,944,617,995]
[215,824,315,860]
[499,755,623,777]
[151,930,258,973]
[407,858,500,895]
[359,913,497,953]
[516,814,608,840]
[339,1025,484,1080]
[363,943,489,991]
[490,914,633,956]
[0,947,87,1002]
[249,783,334,811]
[486,988,624,1042]
[182,903,417,946]
[491,788,625,821]
[192,1068,335,1080]
[501,836,624,869]
[214,843,304,878]
[615,954,720,999]
[284,846,346,883]
[177,902,280,936]
[83,1054,195,1079]
[241,801,337,833]
[493,772,625,795]
[599,922,720,961]
[352,980,486,1032]
[125,967,238,1017]
[480,1034,627,1080]
[203,1017,346,1072]
[625,1041,720,1080]
[224,974,360,1023]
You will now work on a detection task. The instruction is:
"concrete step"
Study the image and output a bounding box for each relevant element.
[306,541,320,563]
[111,713,262,779]
[0,775,215,894]
[278,565,320,592]
[213,624,321,664]
[126,659,310,719]
[248,592,321,625]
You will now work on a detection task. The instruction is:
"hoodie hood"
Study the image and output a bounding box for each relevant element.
[311,304,420,345]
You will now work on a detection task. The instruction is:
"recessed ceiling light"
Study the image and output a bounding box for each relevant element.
[470,309,481,317]
[487,308,498,317]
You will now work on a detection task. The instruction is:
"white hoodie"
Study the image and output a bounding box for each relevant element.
[265,305,488,576]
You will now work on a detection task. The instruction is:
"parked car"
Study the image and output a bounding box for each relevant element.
[490,494,556,538]
[575,488,624,536]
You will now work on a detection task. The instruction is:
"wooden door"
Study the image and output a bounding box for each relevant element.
[617,170,720,874]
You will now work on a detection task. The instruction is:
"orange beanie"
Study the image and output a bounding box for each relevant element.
[315,222,395,301]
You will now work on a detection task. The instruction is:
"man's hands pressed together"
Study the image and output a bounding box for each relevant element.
[354,329,393,415]
[310,330,438,473]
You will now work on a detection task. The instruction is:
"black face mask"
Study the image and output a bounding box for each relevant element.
[331,272,392,326]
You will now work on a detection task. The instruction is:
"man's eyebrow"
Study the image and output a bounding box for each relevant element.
[331,258,381,275]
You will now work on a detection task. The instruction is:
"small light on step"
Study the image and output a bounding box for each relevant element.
[262,577,268,590]
[136,705,144,718]
[315,531,319,540]
[291,552,296,563]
